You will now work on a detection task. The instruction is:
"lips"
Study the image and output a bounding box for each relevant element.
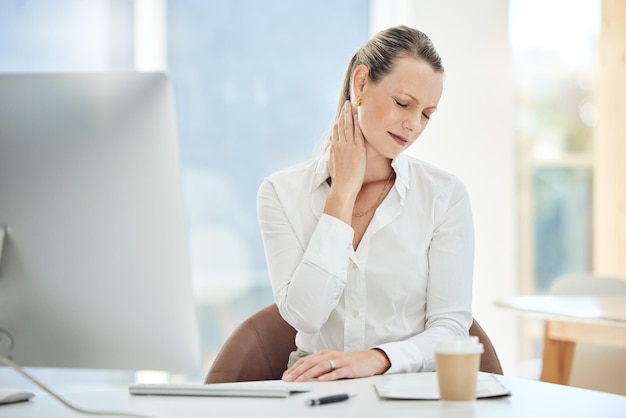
[389,132,409,146]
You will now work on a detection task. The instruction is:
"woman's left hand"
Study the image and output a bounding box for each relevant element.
[282,349,391,382]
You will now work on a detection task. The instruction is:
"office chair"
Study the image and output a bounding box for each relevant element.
[548,273,626,296]
[205,304,503,383]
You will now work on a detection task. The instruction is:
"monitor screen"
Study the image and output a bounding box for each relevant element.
[0,72,201,372]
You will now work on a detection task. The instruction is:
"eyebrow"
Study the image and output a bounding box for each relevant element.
[397,90,437,110]
[403,92,438,110]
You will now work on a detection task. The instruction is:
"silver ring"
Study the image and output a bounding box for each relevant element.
[327,359,336,371]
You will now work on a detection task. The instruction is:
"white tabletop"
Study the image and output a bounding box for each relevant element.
[495,295,626,326]
[1,373,625,418]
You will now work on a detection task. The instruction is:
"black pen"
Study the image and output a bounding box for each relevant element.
[305,393,356,406]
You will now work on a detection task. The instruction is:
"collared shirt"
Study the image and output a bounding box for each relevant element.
[256,151,474,373]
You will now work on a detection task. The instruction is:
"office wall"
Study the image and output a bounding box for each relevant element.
[370,0,519,374]
[594,0,626,278]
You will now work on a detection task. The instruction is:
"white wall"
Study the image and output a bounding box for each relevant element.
[370,0,519,375]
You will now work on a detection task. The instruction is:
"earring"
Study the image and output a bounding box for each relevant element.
[356,96,362,107]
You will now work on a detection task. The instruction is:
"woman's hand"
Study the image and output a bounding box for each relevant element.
[282,349,391,382]
[324,100,367,224]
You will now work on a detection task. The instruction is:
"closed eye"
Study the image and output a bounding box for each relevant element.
[394,99,408,108]
[422,112,431,120]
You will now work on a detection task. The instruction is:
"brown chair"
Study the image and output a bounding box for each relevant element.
[205,304,503,383]
[470,317,504,376]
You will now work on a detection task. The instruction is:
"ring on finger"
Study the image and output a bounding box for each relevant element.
[327,359,336,371]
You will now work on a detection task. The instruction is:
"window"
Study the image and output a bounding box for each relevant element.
[509,0,600,374]
[166,0,369,374]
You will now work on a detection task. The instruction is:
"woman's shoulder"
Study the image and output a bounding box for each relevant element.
[403,154,464,187]
[261,157,321,191]
[399,154,470,208]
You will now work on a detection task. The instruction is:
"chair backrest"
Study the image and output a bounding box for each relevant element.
[549,273,626,296]
[205,304,503,383]
[469,318,504,375]
[205,304,296,383]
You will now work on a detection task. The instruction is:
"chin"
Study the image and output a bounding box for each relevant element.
[363,139,398,160]
[381,145,404,160]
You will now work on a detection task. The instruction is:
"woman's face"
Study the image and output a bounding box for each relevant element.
[354,57,444,159]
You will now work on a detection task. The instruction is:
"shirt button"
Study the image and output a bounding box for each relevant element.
[353,310,359,318]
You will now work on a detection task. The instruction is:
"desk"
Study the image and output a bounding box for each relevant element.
[495,295,626,385]
[1,373,625,418]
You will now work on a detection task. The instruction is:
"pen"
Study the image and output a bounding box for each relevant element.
[305,393,356,406]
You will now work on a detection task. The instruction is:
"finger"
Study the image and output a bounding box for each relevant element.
[332,121,340,145]
[287,352,338,382]
[283,353,327,381]
[294,358,335,382]
[282,366,304,382]
[337,103,347,144]
[317,359,344,382]
[343,101,353,142]
[282,356,313,382]
[317,368,343,382]
[353,113,364,145]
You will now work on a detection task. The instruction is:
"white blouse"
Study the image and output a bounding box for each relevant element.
[256,151,474,373]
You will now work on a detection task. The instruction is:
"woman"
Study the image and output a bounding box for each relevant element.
[257,25,474,382]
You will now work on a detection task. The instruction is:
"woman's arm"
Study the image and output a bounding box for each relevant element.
[257,102,366,333]
[257,180,353,333]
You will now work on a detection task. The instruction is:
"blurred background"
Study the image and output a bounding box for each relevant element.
[1,0,623,394]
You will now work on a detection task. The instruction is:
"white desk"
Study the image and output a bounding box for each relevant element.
[495,295,626,385]
[1,373,625,418]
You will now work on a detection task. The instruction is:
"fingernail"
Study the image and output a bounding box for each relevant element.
[282,373,292,382]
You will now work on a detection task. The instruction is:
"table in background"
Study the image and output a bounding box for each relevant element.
[1,372,625,418]
[495,295,626,385]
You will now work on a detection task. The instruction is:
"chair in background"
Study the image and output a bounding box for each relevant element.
[543,273,626,395]
[205,304,503,383]
[548,273,626,296]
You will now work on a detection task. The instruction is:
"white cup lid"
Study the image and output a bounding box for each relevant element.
[434,336,484,354]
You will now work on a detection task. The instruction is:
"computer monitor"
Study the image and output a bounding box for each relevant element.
[0,72,201,373]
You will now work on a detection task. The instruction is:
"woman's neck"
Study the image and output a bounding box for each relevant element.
[361,149,394,185]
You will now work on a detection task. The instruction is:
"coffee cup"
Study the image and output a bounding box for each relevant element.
[434,336,484,403]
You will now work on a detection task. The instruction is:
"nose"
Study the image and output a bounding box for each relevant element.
[402,115,421,134]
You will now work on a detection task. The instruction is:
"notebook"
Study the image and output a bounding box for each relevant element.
[129,380,312,398]
[374,372,511,400]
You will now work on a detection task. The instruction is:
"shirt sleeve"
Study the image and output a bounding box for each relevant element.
[374,178,475,373]
[257,178,354,333]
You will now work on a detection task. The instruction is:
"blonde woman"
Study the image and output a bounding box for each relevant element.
[257,25,474,382]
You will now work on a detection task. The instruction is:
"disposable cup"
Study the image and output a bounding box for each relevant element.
[434,336,484,403]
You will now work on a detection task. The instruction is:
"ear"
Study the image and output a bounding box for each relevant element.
[351,64,369,99]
